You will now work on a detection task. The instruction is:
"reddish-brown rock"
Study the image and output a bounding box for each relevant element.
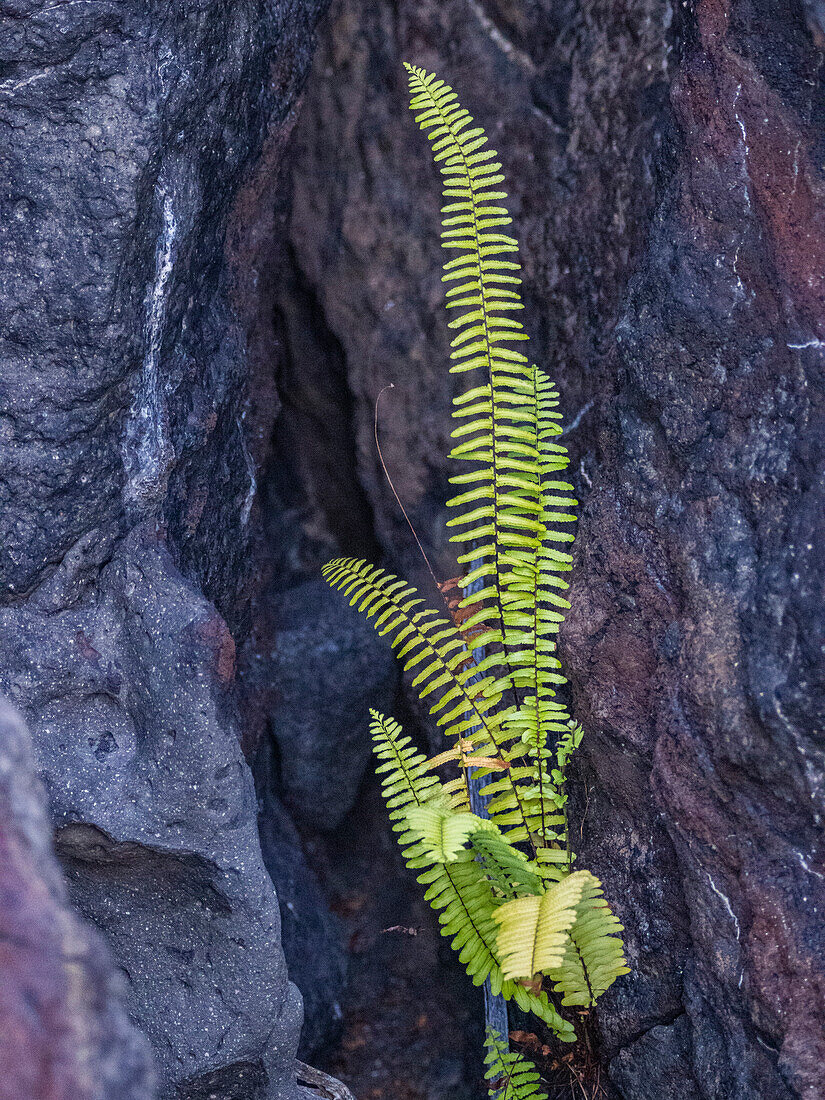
[270,0,825,1096]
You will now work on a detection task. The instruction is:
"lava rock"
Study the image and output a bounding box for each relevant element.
[610,1016,700,1100]
[0,695,155,1100]
[275,0,825,1096]
[268,579,397,831]
[0,528,321,1099]
[563,4,825,1098]
[0,0,334,1094]
[258,787,347,1058]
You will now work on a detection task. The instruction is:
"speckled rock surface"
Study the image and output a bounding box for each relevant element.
[0,1,329,1095]
[564,2,825,1096]
[0,695,155,1100]
[266,579,396,832]
[271,0,825,1097]
[0,527,314,1099]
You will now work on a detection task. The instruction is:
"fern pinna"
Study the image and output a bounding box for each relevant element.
[322,64,628,1091]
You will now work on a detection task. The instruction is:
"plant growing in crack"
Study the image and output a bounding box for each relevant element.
[322,64,629,1097]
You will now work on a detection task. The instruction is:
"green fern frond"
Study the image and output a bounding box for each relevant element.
[470,827,542,899]
[546,871,630,1007]
[405,803,488,863]
[325,557,547,838]
[405,65,581,849]
[370,713,577,1042]
[484,1028,547,1099]
[492,872,587,981]
[324,559,502,782]
[370,710,451,868]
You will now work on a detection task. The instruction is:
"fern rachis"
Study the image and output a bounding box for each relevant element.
[322,63,628,1091]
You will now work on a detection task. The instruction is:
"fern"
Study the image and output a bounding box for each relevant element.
[322,63,629,1076]
[546,872,631,1007]
[484,1028,548,1099]
[371,710,576,1043]
[493,872,587,981]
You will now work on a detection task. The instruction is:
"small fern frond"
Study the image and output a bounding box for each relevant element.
[492,872,587,982]
[370,710,450,868]
[484,1028,547,1099]
[547,871,630,1007]
[405,803,486,863]
[470,827,542,900]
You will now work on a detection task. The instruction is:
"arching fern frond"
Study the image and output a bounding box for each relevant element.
[326,557,544,837]
[484,1029,548,1100]
[324,559,502,792]
[546,871,630,1007]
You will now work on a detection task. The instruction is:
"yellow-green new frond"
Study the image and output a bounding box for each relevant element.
[493,872,588,982]
[547,872,630,1007]
[420,852,577,1041]
[404,63,527,383]
[484,1029,547,1099]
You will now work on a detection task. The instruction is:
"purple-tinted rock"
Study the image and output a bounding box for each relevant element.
[0,695,155,1100]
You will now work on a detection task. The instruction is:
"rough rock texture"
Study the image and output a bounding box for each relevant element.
[266,579,396,832]
[0,529,315,1100]
[272,0,825,1097]
[0,695,155,1100]
[0,1,330,1096]
[564,2,825,1097]
[257,781,348,1058]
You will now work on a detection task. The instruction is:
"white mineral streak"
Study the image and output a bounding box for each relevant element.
[124,182,177,511]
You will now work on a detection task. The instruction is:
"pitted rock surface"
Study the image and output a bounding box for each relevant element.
[0,0,330,1095]
[0,696,155,1100]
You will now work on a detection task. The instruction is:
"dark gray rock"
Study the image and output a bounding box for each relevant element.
[0,695,155,1100]
[0,528,314,1098]
[258,787,347,1058]
[268,579,396,832]
[0,0,337,1094]
[610,1016,700,1100]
